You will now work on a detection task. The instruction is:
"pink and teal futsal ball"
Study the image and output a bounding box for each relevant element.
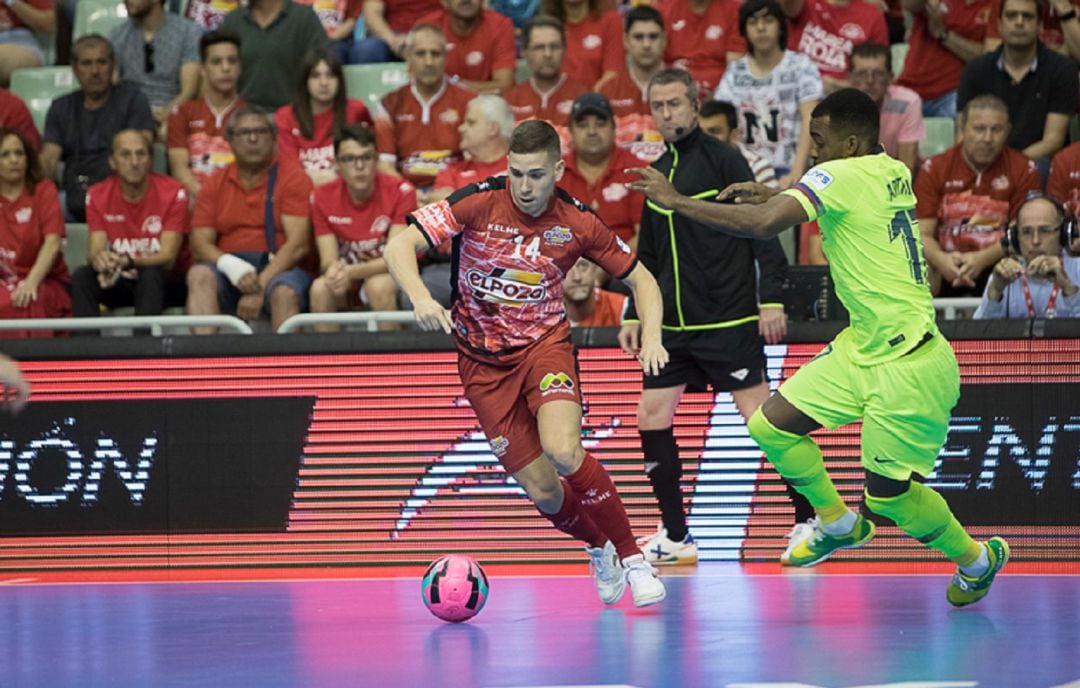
[422,554,489,623]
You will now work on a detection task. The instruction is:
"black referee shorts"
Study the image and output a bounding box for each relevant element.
[643,322,768,392]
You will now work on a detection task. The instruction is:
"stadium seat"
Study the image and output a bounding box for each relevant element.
[890,43,908,78]
[515,58,530,82]
[73,0,127,40]
[9,66,77,134]
[343,63,409,109]
[922,117,955,158]
[63,223,89,272]
[153,142,169,174]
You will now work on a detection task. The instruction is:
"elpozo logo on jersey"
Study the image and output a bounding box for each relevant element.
[539,372,575,396]
[543,225,572,245]
[802,167,834,191]
[465,267,546,306]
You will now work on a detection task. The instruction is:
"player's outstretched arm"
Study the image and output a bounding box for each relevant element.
[620,263,669,376]
[384,224,453,334]
[626,168,808,239]
[0,354,29,414]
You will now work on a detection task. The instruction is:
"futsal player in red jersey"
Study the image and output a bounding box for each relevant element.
[384,120,669,607]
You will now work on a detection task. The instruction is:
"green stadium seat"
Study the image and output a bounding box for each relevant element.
[515,58,530,82]
[63,223,89,272]
[153,142,168,174]
[922,117,955,159]
[890,43,908,78]
[343,63,409,110]
[74,0,127,40]
[9,66,77,134]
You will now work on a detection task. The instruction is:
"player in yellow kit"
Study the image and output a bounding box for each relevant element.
[629,88,1008,607]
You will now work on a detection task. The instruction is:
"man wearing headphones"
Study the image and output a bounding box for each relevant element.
[619,68,810,565]
[975,194,1080,319]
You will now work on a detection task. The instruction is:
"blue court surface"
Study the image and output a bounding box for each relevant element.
[1,565,1077,687]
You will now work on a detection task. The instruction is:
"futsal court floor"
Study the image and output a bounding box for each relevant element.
[1,562,1077,688]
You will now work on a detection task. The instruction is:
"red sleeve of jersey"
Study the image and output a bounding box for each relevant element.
[600,11,626,74]
[163,182,190,234]
[490,12,517,72]
[346,98,373,127]
[279,164,313,218]
[1009,153,1043,217]
[86,181,106,234]
[192,171,221,229]
[1047,146,1075,203]
[914,155,944,219]
[311,188,332,237]
[583,211,636,278]
[392,179,418,223]
[375,94,397,158]
[166,105,187,149]
[409,199,463,248]
[275,106,300,164]
[36,181,65,238]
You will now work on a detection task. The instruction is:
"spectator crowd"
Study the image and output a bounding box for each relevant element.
[1,0,1079,335]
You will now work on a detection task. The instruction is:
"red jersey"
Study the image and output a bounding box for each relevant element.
[660,0,746,97]
[86,174,191,273]
[293,0,362,36]
[0,89,40,150]
[559,147,645,245]
[409,177,637,354]
[311,173,417,263]
[1048,142,1080,218]
[417,9,516,83]
[986,0,1080,51]
[571,288,627,327]
[599,71,666,162]
[915,145,1041,252]
[789,0,889,80]
[387,0,441,33]
[167,97,245,185]
[0,0,50,31]
[434,155,508,191]
[563,9,626,87]
[192,161,313,254]
[275,99,372,175]
[0,180,67,285]
[375,80,475,187]
[896,0,991,101]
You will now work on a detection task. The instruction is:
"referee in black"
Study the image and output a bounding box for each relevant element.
[619,68,813,565]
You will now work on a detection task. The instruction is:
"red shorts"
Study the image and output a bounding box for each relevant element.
[0,278,71,338]
[458,332,582,474]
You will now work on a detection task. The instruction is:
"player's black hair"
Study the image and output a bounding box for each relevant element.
[509,120,562,162]
[811,88,880,146]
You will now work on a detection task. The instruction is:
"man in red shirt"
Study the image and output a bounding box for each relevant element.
[560,93,645,249]
[73,130,190,319]
[374,24,475,190]
[310,124,416,332]
[782,0,888,93]
[895,0,991,119]
[384,119,668,608]
[417,0,516,93]
[503,16,589,145]
[600,6,667,163]
[168,31,246,200]
[660,0,747,99]
[916,94,1041,296]
[0,89,40,150]
[186,107,314,332]
[564,257,627,327]
[1048,141,1080,217]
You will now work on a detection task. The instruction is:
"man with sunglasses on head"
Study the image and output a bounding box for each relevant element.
[975,194,1080,318]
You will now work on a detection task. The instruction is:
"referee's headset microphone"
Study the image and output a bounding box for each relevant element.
[1000,192,1080,257]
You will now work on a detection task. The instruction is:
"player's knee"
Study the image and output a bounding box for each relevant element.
[747,408,800,453]
[520,474,562,512]
[544,441,585,474]
[637,394,675,427]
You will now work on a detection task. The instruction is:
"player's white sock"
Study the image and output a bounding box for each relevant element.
[960,543,990,578]
[822,510,857,536]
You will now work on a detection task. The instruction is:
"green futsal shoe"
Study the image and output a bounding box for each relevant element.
[947,537,1010,607]
[781,514,876,567]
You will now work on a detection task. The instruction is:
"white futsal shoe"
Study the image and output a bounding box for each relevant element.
[586,540,626,604]
[621,554,666,607]
[782,521,816,562]
[636,523,699,565]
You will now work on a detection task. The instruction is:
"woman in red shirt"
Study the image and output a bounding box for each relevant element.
[0,127,70,337]
[275,48,372,187]
[540,0,626,90]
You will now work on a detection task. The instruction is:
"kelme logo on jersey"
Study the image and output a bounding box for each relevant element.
[803,168,834,191]
[465,268,546,306]
[539,372,575,396]
[543,225,573,246]
[489,435,509,456]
